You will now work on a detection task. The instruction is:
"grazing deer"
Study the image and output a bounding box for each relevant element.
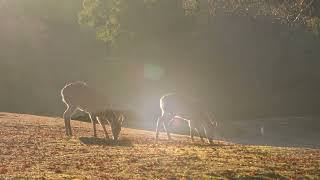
[155,93,217,144]
[61,81,124,140]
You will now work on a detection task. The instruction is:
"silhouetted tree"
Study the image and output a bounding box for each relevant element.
[78,0,320,44]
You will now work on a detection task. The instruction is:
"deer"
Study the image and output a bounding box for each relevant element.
[61,81,124,140]
[155,93,217,144]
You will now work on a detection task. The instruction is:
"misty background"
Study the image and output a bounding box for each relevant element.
[0,1,319,147]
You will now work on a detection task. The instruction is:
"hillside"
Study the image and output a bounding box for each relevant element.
[0,113,319,179]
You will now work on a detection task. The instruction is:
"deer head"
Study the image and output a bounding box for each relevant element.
[110,111,124,140]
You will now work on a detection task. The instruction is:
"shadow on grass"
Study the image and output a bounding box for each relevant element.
[194,142,232,148]
[79,137,133,147]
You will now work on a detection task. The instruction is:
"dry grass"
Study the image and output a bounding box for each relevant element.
[0,112,319,179]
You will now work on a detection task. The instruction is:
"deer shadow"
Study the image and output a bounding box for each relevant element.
[79,137,133,147]
[193,142,233,148]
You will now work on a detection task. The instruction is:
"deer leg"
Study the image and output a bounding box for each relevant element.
[199,131,205,143]
[101,123,109,139]
[155,113,173,142]
[88,113,97,137]
[163,120,172,140]
[189,121,195,142]
[155,116,163,142]
[208,137,214,144]
[195,124,205,143]
[163,114,174,141]
[63,105,76,136]
[202,121,214,144]
[96,116,109,139]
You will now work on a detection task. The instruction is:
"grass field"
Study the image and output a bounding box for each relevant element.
[0,112,319,179]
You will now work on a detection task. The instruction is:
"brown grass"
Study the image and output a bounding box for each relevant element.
[0,112,319,179]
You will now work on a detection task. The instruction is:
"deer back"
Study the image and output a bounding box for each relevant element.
[61,82,109,113]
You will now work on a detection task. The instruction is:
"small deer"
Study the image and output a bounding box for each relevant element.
[155,93,217,144]
[61,81,124,140]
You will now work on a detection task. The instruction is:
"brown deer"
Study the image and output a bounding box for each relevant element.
[61,81,124,140]
[155,93,217,144]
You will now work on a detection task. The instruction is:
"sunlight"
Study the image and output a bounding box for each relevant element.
[0,0,319,179]
[143,63,165,81]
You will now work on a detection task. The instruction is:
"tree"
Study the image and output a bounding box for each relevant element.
[78,0,320,45]
[78,0,122,48]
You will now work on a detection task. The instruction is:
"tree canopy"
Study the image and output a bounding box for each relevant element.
[78,0,320,45]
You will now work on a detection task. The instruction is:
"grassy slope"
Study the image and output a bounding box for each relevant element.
[0,113,319,179]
